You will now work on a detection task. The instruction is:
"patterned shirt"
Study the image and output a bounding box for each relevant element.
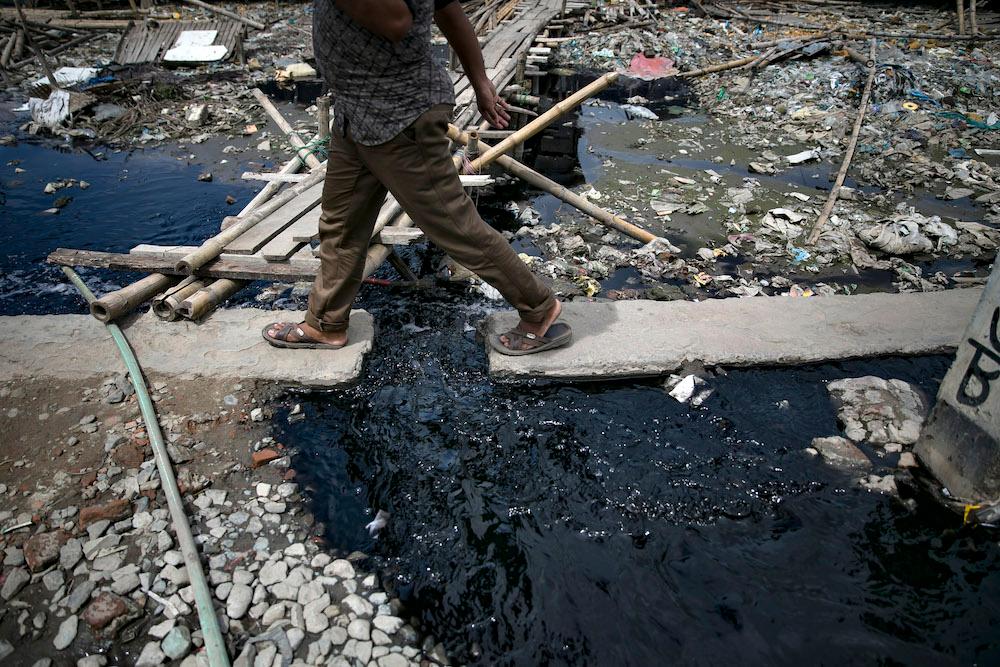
[312,0,457,146]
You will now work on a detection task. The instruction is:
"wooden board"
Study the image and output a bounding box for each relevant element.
[259,208,321,261]
[114,19,242,65]
[222,182,323,255]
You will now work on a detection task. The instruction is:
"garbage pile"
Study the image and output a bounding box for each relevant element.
[521,1,1000,300]
[4,2,318,147]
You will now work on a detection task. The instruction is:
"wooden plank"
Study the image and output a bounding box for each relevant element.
[259,208,321,261]
[222,182,323,255]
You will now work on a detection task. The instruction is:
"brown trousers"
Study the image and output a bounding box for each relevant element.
[306,104,555,333]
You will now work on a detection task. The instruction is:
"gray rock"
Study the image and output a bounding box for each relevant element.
[325,626,348,645]
[148,618,175,639]
[65,580,96,613]
[86,520,111,541]
[135,641,166,666]
[284,543,306,557]
[0,640,12,660]
[378,654,409,667]
[232,569,254,586]
[371,628,391,646]
[258,560,287,587]
[160,564,190,586]
[111,573,140,595]
[227,583,253,620]
[60,539,83,570]
[861,474,898,495]
[303,595,331,633]
[296,580,324,606]
[373,615,405,635]
[263,501,286,514]
[341,593,373,617]
[348,618,371,641]
[54,615,78,650]
[43,570,65,592]
[811,436,872,470]
[343,639,373,664]
[161,625,192,660]
[3,547,24,567]
[1,567,29,600]
[77,657,108,667]
[31,659,53,667]
[325,559,355,579]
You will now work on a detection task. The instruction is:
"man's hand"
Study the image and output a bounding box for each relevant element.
[436,2,509,127]
[474,79,511,129]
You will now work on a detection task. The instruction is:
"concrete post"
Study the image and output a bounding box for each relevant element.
[916,262,1000,501]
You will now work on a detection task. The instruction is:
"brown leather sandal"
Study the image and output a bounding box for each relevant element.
[262,323,347,350]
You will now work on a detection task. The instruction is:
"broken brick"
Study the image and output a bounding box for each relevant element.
[251,448,280,468]
[79,499,130,530]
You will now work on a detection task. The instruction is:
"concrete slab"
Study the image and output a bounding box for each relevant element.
[487,289,984,381]
[0,308,374,388]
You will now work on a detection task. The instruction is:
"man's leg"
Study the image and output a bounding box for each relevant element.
[356,105,559,346]
[265,130,387,346]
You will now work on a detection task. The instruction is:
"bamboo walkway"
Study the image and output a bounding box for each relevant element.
[117,0,565,284]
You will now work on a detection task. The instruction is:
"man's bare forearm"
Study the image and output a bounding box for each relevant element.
[434,2,489,88]
[335,0,413,42]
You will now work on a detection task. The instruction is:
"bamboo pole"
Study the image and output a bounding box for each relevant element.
[448,124,656,244]
[178,169,326,273]
[970,0,977,35]
[679,55,757,78]
[90,272,177,322]
[177,279,244,321]
[251,87,324,170]
[152,277,206,321]
[0,34,14,69]
[806,39,877,246]
[957,0,965,35]
[179,0,264,30]
[469,72,619,171]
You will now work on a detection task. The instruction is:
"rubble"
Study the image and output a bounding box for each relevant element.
[0,376,430,665]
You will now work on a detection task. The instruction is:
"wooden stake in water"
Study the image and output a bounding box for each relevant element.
[806,39,878,246]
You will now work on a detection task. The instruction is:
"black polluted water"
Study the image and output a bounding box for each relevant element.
[277,290,1000,667]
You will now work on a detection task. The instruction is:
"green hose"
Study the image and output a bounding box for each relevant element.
[62,267,231,667]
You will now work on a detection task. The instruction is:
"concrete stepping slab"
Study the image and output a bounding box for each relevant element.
[0,308,373,387]
[486,289,984,381]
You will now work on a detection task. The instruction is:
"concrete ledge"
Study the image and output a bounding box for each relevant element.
[0,308,374,388]
[487,289,984,381]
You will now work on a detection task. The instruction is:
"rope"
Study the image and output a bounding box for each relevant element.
[289,131,330,166]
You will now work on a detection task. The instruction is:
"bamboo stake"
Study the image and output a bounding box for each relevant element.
[152,277,206,321]
[806,39,877,246]
[178,169,326,273]
[179,0,264,30]
[13,0,58,89]
[448,124,656,244]
[91,273,177,322]
[177,279,244,321]
[469,72,619,171]
[957,0,965,35]
[970,0,977,35]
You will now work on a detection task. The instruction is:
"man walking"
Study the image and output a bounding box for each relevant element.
[264,0,572,356]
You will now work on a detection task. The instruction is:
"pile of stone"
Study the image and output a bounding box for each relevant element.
[807,375,929,495]
[0,376,431,666]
